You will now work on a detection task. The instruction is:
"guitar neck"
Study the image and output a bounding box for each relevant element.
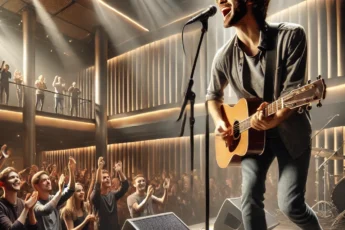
[264,98,285,117]
[238,98,284,133]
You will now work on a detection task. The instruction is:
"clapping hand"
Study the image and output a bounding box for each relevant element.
[68,156,76,172]
[147,185,154,198]
[163,178,170,189]
[24,191,38,210]
[58,174,65,193]
[113,161,122,172]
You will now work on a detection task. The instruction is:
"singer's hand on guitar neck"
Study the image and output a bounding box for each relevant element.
[251,102,291,131]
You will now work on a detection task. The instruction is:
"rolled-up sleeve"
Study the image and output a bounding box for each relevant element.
[206,52,229,102]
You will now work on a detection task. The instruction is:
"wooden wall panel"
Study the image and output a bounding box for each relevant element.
[43,135,242,183]
[75,0,344,116]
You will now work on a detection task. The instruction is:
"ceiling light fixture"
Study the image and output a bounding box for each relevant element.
[97,0,149,32]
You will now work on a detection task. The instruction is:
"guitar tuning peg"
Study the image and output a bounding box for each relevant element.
[307,80,311,84]
[306,104,312,111]
[317,101,322,107]
[317,75,322,80]
[298,107,304,114]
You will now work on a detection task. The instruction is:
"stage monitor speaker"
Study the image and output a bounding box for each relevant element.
[214,197,279,230]
[122,212,189,230]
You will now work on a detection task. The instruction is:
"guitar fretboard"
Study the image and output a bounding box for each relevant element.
[237,98,284,133]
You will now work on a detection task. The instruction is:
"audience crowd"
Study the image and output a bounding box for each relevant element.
[0,144,261,230]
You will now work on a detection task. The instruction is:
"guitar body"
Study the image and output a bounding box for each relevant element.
[215,98,265,168]
[215,78,326,168]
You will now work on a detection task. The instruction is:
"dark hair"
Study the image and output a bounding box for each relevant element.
[0,167,17,184]
[251,0,271,27]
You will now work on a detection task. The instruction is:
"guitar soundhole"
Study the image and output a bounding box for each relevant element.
[233,120,240,140]
[229,120,241,152]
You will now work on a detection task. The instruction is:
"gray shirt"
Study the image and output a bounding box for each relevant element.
[52,81,66,99]
[243,51,264,99]
[127,193,154,218]
[34,187,74,230]
[206,22,311,158]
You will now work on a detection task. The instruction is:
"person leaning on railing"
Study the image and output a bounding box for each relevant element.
[68,82,81,117]
[14,70,23,107]
[0,64,11,105]
[52,76,66,114]
[35,75,47,111]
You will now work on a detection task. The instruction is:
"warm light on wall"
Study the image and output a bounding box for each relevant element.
[108,103,206,128]
[36,115,95,132]
[0,110,22,123]
[267,1,307,19]
[327,84,345,92]
[97,0,150,32]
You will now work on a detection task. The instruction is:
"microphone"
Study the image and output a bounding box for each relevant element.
[185,5,217,25]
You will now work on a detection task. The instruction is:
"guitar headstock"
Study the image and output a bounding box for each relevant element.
[283,76,326,110]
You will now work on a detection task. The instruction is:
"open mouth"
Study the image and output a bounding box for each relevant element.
[222,8,231,17]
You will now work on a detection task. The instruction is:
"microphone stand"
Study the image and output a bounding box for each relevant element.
[176,20,209,230]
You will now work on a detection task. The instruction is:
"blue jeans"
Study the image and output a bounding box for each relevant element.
[241,137,322,230]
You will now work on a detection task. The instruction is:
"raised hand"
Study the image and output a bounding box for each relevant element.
[68,156,76,172]
[24,191,38,210]
[113,161,122,172]
[1,144,11,157]
[163,178,171,189]
[91,170,96,181]
[147,185,154,198]
[97,157,105,169]
[58,174,65,192]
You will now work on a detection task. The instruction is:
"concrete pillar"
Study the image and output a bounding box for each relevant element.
[94,27,108,160]
[22,6,36,167]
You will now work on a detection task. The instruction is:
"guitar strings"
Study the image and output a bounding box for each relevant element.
[230,97,286,132]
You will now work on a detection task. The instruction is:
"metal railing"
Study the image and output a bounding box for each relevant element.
[0,81,93,119]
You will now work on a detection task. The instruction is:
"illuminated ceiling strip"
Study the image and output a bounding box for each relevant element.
[97,0,149,32]
[161,9,204,28]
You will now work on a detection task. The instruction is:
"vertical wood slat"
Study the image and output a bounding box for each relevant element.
[75,0,344,117]
[43,135,210,181]
[337,0,345,76]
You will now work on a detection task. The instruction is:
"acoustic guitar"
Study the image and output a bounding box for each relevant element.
[215,76,327,168]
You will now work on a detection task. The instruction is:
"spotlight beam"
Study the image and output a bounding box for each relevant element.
[97,0,149,32]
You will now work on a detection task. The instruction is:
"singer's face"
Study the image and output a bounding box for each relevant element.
[217,0,247,28]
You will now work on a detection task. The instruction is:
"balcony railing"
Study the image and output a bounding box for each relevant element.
[0,82,93,119]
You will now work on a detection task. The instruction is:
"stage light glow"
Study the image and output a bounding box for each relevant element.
[32,0,82,70]
[97,0,149,32]
[161,9,204,28]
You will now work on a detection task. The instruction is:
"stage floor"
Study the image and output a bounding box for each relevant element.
[189,212,345,230]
